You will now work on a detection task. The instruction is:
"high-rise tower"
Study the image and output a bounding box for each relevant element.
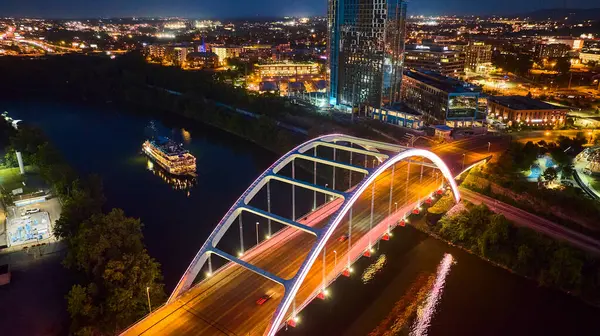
[328,0,407,111]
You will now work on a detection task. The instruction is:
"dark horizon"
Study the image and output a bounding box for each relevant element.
[2,1,599,20]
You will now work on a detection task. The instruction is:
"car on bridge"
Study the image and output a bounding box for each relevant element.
[338,233,349,242]
[256,293,273,306]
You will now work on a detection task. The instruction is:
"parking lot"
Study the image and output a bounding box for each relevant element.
[3,198,62,248]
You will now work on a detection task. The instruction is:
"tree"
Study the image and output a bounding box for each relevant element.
[554,57,571,75]
[54,177,105,241]
[543,167,558,182]
[66,209,165,335]
[539,246,583,290]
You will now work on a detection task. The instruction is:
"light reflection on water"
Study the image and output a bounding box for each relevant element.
[366,253,455,336]
[362,254,388,284]
[145,158,197,196]
[410,253,455,336]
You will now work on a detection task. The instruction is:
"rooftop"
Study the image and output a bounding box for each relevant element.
[488,96,568,111]
[405,44,458,53]
[404,69,481,94]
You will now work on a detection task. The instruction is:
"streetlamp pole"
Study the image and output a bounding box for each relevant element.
[462,153,466,171]
[487,142,491,153]
[333,250,337,269]
[395,201,398,213]
[146,286,152,314]
[267,181,271,238]
[324,184,329,204]
[239,215,244,255]
[255,221,259,246]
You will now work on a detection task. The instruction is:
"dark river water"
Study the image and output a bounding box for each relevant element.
[4,101,600,336]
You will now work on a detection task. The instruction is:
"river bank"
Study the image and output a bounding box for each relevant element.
[415,193,600,308]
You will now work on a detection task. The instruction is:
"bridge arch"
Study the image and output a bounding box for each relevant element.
[168,134,460,336]
[266,147,460,335]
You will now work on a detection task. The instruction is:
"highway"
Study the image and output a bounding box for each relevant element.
[122,135,504,336]
[460,188,600,255]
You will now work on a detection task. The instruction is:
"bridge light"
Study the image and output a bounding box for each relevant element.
[205,272,212,278]
[266,234,271,240]
[238,251,244,257]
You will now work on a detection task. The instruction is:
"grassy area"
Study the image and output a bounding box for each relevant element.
[0,166,36,194]
[590,179,600,194]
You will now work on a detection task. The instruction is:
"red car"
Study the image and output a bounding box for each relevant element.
[256,293,273,305]
[338,234,349,242]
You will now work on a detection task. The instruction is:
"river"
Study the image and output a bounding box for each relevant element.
[5,101,600,336]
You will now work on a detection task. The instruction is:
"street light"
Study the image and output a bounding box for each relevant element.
[255,221,260,246]
[395,202,398,212]
[487,142,491,153]
[462,153,466,171]
[146,286,152,314]
[333,250,337,269]
[324,184,328,203]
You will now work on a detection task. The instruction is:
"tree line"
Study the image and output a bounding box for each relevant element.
[433,203,600,304]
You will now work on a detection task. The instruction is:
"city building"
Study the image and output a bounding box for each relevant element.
[580,50,600,64]
[328,0,408,110]
[580,40,600,64]
[370,102,424,129]
[404,44,465,77]
[255,62,320,79]
[186,52,219,69]
[487,96,568,127]
[212,46,243,65]
[400,69,482,127]
[147,44,166,60]
[534,43,570,60]
[464,42,492,73]
[145,44,195,66]
[166,45,194,66]
[542,37,585,51]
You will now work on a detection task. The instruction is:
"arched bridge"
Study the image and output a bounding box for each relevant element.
[123,134,465,336]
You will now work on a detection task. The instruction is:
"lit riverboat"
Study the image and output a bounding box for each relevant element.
[142,137,196,176]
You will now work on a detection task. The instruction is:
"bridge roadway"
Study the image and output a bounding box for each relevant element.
[123,137,497,336]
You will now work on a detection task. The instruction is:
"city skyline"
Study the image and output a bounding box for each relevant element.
[2,0,599,19]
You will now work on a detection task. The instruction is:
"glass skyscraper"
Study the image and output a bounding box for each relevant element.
[328,0,407,110]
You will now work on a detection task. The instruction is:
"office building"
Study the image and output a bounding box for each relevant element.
[487,96,568,127]
[464,42,492,73]
[534,43,570,60]
[404,44,465,77]
[328,0,408,110]
[212,46,243,65]
[255,62,320,79]
[580,40,600,64]
[400,69,482,127]
[186,52,219,69]
[166,45,194,66]
[542,37,584,50]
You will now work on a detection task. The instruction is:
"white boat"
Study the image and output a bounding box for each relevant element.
[142,137,196,176]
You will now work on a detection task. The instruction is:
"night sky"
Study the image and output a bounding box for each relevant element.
[3,0,597,18]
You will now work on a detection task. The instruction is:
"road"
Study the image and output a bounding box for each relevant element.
[510,129,592,144]
[460,188,600,255]
[121,136,504,336]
